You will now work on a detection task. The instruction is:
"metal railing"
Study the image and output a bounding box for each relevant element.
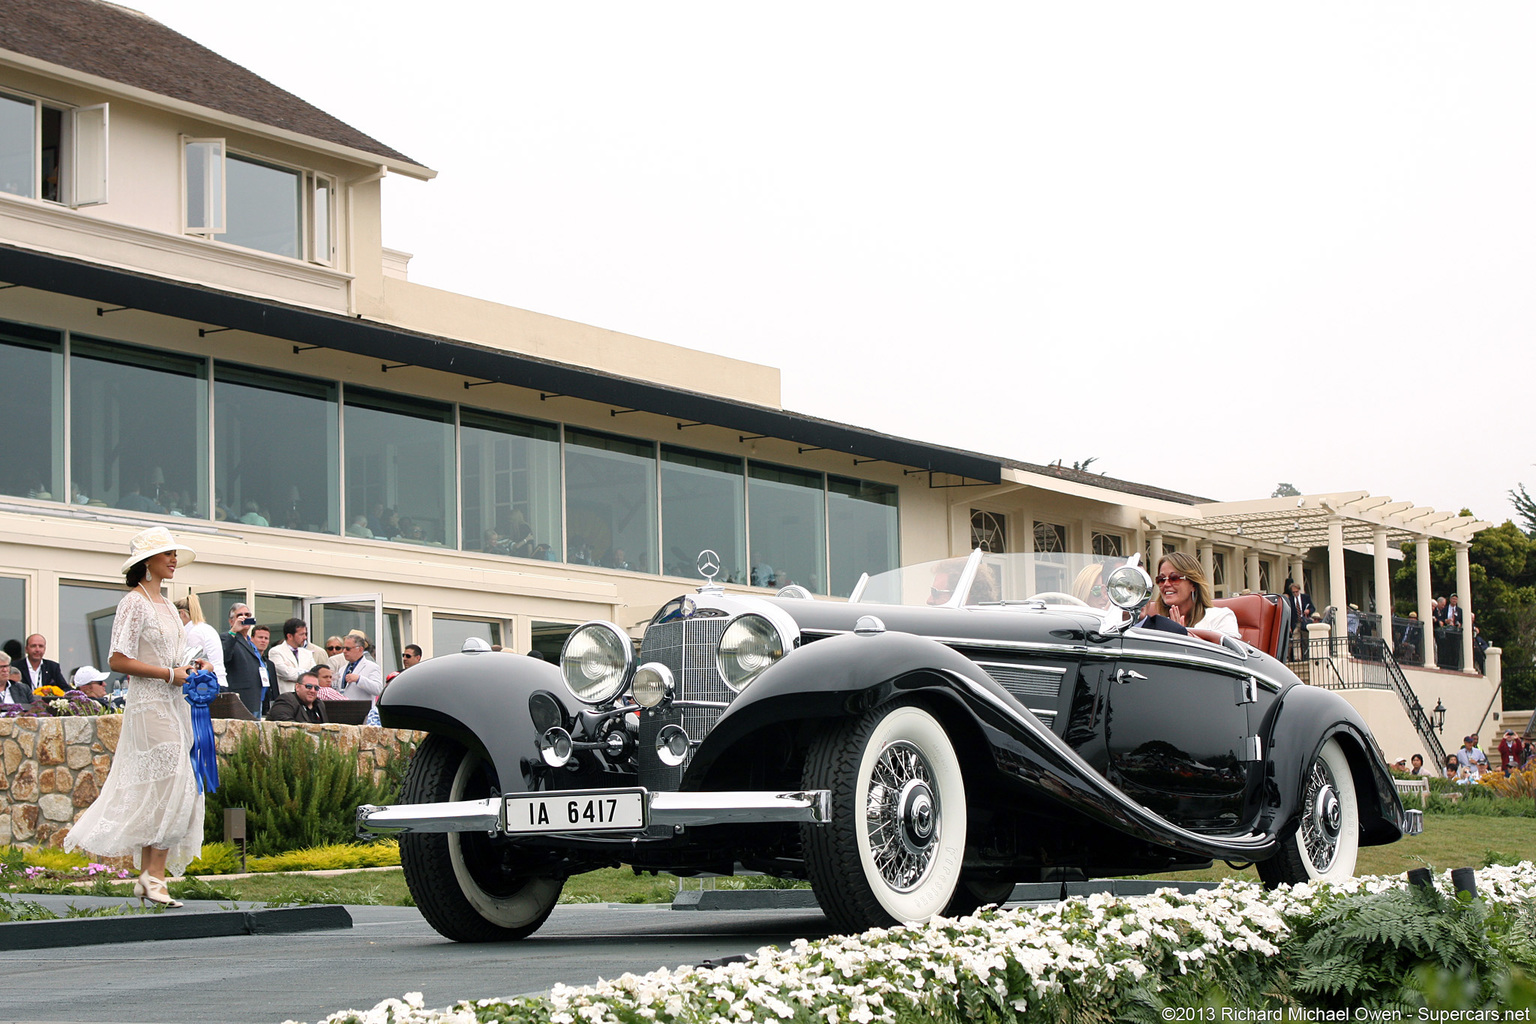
[1292,635,1447,768]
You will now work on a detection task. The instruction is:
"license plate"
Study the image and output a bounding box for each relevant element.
[504,789,647,833]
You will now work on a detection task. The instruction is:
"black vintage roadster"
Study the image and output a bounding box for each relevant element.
[360,549,1418,941]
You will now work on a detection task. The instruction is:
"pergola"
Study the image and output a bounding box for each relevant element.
[1160,492,1493,670]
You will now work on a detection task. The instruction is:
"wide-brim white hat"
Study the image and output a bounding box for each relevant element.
[120,526,197,574]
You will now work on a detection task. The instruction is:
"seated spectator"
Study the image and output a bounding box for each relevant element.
[1408,753,1426,776]
[506,511,535,558]
[1498,729,1524,775]
[70,666,116,709]
[267,670,323,723]
[345,514,373,538]
[1144,553,1239,636]
[1444,754,1461,780]
[238,500,269,527]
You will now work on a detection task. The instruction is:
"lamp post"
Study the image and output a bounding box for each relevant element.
[1432,699,1446,734]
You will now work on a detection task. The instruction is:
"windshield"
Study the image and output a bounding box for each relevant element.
[851,549,1138,612]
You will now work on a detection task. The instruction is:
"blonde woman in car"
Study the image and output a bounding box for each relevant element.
[1145,551,1239,637]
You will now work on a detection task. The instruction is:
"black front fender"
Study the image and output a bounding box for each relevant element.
[378,650,579,794]
[1260,683,1408,846]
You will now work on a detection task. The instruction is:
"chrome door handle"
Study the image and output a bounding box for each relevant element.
[1114,669,1147,684]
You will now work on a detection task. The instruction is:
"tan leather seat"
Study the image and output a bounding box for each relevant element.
[1212,593,1282,657]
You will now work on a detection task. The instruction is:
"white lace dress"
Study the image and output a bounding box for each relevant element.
[64,589,205,874]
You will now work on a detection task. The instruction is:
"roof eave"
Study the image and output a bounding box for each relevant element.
[0,49,437,180]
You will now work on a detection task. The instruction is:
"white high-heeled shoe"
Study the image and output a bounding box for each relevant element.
[136,873,182,908]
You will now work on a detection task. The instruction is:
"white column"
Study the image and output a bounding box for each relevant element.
[1328,517,1347,641]
[1290,557,1305,590]
[1372,527,1393,652]
[1198,542,1214,591]
[1146,530,1162,568]
[1455,542,1473,673]
[1245,551,1261,595]
[1416,537,1436,670]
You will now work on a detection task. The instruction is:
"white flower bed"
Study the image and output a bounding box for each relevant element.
[291,864,1536,1024]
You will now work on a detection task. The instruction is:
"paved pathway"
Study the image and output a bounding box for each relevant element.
[0,897,832,1024]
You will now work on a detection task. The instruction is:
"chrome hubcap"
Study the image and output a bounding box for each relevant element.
[1301,758,1341,870]
[866,740,940,893]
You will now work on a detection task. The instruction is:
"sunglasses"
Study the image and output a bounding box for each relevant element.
[325,645,343,652]
[299,684,320,691]
[1155,573,1190,585]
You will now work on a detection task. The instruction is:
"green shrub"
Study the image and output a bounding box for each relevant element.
[202,729,404,856]
[17,846,89,871]
[248,841,400,873]
[185,842,244,876]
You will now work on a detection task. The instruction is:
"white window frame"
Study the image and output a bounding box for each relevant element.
[306,171,335,265]
[70,103,109,207]
[182,135,226,237]
[0,92,108,207]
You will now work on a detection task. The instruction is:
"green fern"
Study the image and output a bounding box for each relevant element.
[1288,881,1500,1009]
[201,729,406,856]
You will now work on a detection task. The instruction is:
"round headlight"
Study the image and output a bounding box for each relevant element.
[1105,565,1154,611]
[631,662,673,709]
[717,614,786,692]
[559,621,634,705]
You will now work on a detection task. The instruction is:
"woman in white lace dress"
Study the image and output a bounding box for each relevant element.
[65,527,208,908]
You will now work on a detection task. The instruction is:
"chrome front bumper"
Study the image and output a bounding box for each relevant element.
[357,788,832,837]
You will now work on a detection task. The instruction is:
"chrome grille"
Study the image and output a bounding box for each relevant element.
[977,661,1065,727]
[637,615,731,789]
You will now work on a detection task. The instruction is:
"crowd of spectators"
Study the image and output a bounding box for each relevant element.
[1400,730,1534,785]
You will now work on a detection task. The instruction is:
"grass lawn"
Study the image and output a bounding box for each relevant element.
[1143,812,1535,885]
[67,813,1521,908]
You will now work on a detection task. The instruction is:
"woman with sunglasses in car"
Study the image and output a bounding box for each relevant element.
[1144,551,1240,636]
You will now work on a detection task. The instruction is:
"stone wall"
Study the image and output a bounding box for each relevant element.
[0,716,423,851]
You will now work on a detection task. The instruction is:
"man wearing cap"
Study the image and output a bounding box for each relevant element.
[1498,729,1524,776]
[70,666,115,710]
[1455,734,1489,772]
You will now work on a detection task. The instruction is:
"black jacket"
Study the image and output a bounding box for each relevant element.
[266,692,322,723]
[16,658,66,693]
[221,632,267,717]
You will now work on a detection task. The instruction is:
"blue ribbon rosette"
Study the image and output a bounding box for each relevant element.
[182,668,221,793]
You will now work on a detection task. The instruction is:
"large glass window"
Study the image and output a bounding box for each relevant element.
[71,338,207,518]
[0,321,63,501]
[564,429,657,573]
[460,409,561,560]
[0,92,34,198]
[0,577,24,659]
[224,154,301,258]
[828,476,898,598]
[661,446,745,583]
[58,582,126,683]
[344,387,455,548]
[433,616,502,657]
[0,95,106,205]
[215,363,338,532]
[748,463,825,593]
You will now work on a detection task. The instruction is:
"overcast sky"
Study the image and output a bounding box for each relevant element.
[133,1,1531,527]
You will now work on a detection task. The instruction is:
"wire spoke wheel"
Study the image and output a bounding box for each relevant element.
[1259,736,1359,887]
[803,702,967,932]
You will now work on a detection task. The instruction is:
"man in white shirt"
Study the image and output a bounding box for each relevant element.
[267,617,316,696]
[340,633,384,704]
[0,652,28,704]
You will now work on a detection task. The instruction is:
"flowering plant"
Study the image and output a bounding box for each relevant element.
[291,864,1536,1024]
[0,689,117,718]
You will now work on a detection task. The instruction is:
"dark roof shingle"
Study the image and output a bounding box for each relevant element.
[0,0,426,170]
